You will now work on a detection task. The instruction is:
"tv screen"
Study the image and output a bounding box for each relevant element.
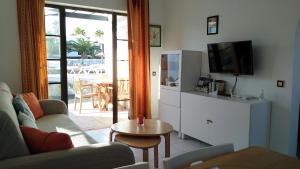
[207,40,253,75]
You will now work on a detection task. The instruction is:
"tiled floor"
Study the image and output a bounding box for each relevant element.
[86,128,209,169]
[67,99,209,168]
[68,99,128,130]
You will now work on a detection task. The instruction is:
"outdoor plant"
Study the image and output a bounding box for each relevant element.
[67,27,104,58]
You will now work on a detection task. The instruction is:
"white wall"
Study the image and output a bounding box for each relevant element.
[0,0,22,92]
[161,0,300,155]
[149,0,164,118]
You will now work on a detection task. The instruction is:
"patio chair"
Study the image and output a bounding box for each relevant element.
[73,77,98,113]
[95,83,113,111]
[117,80,130,110]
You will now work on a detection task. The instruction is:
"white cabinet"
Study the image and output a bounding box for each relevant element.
[181,91,271,150]
[159,50,202,132]
[180,92,210,142]
[159,102,180,131]
[160,89,180,108]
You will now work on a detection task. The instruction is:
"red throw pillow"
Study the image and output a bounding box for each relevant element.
[22,92,44,119]
[20,126,74,154]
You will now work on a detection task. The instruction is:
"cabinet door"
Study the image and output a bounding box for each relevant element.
[160,89,180,107]
[160,53,181,91]
[209,99,250,150]
[159,102,180,131]
[181,93,210,143]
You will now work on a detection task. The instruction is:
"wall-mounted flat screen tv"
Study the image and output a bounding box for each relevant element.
[207,40,253,75]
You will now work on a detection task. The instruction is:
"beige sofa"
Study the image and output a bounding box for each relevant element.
[0,82,135,169]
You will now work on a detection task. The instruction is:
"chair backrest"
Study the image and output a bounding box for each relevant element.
[114,162,149,169]
[73,77,82,95]
[163,143,234,169]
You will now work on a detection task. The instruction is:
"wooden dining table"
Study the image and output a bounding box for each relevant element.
[192,147,300,169]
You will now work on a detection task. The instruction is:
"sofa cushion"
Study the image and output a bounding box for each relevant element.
[36,114,96,147]
[0,82,30,160]
[18,112,38,128]
[20,126,74,154]
[13,95,35,121]
[22,92,44,119]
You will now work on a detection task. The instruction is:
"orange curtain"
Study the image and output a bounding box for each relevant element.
[127,0,151,119]
[17,0,48,99]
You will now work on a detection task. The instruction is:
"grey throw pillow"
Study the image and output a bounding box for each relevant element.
[18,112,37,128]
[13,95,35,121]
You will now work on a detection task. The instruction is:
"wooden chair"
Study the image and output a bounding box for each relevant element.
[115,134,161,168]
[163,144,234,169]
[73,78,98,113]
[95,83,113,111]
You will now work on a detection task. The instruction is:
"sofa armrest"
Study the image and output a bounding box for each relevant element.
[0,143,135,169]
[39,99,68,115]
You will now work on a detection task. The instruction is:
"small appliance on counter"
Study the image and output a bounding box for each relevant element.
[195,75,228,96]
[195,76,212,93]
[214,80,227,95]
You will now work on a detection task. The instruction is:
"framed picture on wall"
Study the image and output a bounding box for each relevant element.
[207,15,219,35]
[150,25,161,47]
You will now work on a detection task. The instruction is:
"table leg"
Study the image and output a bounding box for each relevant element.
[98,91,102,111]
[109,130,114,142]
[143,149,149,162]
[164,133,171,157]
[154,145,158,168]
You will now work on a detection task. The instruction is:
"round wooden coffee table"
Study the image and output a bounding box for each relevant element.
[115,134,161,168]
[110,119,173,157]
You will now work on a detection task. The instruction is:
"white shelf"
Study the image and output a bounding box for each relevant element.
[159,50,202,133]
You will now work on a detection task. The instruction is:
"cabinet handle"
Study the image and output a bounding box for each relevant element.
[207,120,213,124]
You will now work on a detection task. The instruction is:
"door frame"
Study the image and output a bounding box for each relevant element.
[45,4,128,124]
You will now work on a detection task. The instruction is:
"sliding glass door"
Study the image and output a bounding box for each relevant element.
[116,15,130,122]
[45,7,63,100]
[45,5,129,124]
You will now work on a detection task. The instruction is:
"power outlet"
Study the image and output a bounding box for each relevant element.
[277,80,284,88]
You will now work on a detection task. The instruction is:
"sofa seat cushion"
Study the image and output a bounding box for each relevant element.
[36,114,96,147]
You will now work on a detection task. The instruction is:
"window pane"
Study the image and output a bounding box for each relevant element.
[45,7,60,35]
[117,40,128,61]
[48,84,61,99]
[47,61,61,83]
[118,80,129,101]
[117,15,128,40]
[46,36,61,59]
[118,100,129,122]
[117,61,129,80]
[66,12,112,59]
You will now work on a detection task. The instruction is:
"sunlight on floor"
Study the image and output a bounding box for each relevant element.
[67,99,128,130]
